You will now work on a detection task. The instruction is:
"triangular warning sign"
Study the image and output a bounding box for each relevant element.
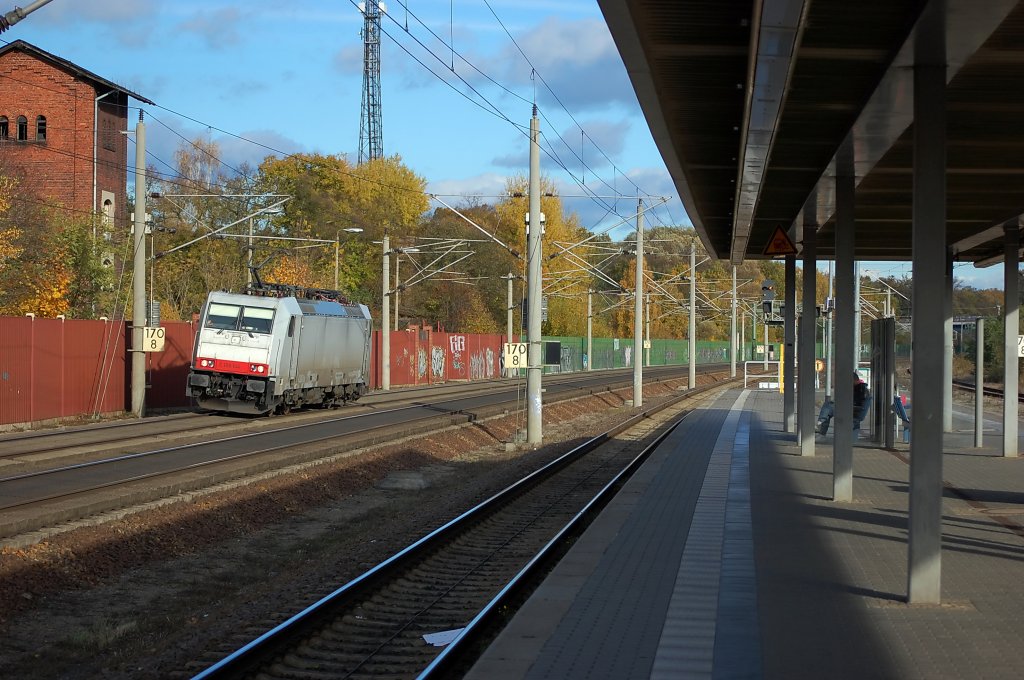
[762,226,798,256]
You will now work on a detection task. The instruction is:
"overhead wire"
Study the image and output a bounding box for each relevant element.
[3,9,678,232]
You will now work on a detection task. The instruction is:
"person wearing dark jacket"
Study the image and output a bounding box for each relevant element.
[853,372,871,433]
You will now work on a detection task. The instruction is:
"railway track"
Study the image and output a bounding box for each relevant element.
[0,366,701,467]
[0,365,727,542]
[951,377,1024,402]
[0,378,535,469]
[190,376,738,679]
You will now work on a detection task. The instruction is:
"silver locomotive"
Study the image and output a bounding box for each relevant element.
[187,285,372,414]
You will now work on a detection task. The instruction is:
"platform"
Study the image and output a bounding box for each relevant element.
[467,388,1024,679]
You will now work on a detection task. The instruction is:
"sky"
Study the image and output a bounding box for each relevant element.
[1,0,1010,290]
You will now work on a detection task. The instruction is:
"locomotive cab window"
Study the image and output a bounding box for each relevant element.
[205,303,241,330]
[240,307,275,334]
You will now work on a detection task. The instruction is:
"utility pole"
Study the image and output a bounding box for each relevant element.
[506,272,514,340]
[247,217,254,288]
[587,289,593,371]
[689,242,697,388]
[503,272,515,376]
[740,307,746,362]
[131,112,146,417]
[633,198,644,407]
[381,232,390,390]
[645,293,651,367]
[394,255,400,331]
[526,108,543,444]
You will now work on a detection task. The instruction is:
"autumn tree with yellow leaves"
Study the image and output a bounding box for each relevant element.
[0,171,110,318]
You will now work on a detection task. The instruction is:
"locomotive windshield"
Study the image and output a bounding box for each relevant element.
[204,303,275,334]
[206,303,240,330]
[240,306,275,333]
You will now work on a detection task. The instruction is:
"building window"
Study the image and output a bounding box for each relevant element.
[36,115,46,142]
[102,198,114,231]
[0,116,7,139]
[16,116,27,141]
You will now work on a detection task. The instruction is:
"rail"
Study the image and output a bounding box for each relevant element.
[191,374,739,678]
[951,378,1024,403]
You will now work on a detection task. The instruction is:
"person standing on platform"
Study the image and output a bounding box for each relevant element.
[853,372,871,435]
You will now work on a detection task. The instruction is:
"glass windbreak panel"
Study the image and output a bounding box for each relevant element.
[206,303,241,330]
[240,306,275,334]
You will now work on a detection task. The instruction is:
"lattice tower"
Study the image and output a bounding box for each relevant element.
[358,1,383,164]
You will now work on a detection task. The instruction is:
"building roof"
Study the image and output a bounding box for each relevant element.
[0,39,155,106]
[599,0,1024,269]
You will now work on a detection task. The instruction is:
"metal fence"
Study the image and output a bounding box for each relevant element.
[1,315,731,427]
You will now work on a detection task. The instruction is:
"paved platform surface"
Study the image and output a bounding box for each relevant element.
[467,388,1024,679]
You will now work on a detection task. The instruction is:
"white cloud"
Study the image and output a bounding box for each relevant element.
[481,17,636,113]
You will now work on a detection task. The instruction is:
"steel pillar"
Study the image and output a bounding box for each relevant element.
[1003,221,1019,458]
[944,250,954,432]
[799,202,817,457]
[833,134,855,502]
[784,252,796,433]
[689,243,696,388]
[975,317,984,448]
[634,199,644,407]
[907,2,946,604]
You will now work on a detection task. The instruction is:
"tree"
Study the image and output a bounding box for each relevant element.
[0,171,110,318]
[254,153,430,325]
[494,176,592,336]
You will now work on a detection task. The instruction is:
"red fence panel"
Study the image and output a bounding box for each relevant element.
[2,316,522,427]
[32,318,66,421]
[389,329,423,387]
[0,317,129,426]
[147,321,196,409]
[67,321,127,417]
[0,317,33,425]
[64,319,127,418]
[439,333,503,381]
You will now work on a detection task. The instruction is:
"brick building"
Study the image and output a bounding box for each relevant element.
[0,40,153,251]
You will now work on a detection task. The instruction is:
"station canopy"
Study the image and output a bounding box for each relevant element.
[598,0,1024,269]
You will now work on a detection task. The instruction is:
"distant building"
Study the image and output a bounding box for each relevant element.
[0,39,153,258]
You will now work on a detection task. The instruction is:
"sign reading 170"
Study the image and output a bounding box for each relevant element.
[503,342,527,368]
[143,326,166,352]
